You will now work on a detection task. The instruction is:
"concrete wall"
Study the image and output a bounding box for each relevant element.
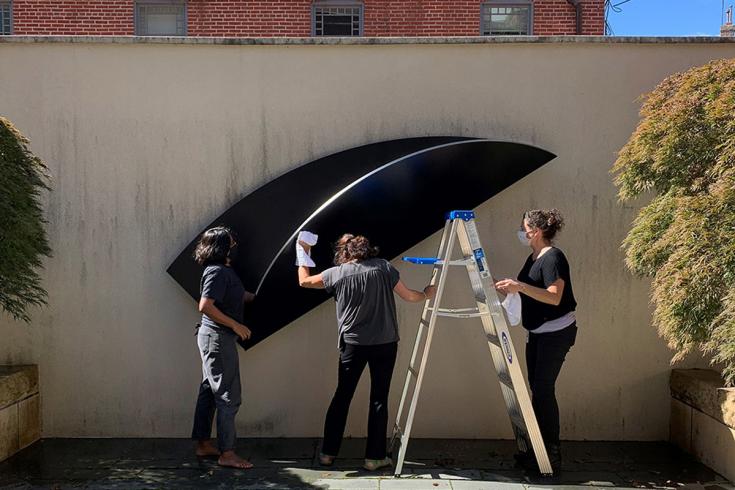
[1,37,733,440]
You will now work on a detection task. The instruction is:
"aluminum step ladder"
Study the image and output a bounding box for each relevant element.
[389,210,552,477]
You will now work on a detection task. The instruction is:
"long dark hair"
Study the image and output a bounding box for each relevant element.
[333,234,379,265]
[193,226,237,266]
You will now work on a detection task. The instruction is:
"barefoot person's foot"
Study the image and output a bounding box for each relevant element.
[218,450,254,469]
[195,439,220,458]
[319,453,335,466]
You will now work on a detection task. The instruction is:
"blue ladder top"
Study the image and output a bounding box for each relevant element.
[447,210,475,221]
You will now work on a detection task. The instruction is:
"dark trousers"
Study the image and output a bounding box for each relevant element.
[191,326,241,452]
[526,324,577,448]
[322,341,398,460]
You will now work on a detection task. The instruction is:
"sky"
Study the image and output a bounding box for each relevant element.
[606,0,729,36]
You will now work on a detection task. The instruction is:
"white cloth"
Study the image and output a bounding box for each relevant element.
[501,292,522,326]
[530,311,576,334]
[295,231,318,267]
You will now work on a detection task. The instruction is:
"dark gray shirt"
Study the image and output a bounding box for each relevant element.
[199,264,245,331]
[322,258,401,349]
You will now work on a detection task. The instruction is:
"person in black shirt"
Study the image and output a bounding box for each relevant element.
[495,209,577,473]
[191,227,255,469]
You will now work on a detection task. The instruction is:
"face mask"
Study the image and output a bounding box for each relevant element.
[517,230,531,246]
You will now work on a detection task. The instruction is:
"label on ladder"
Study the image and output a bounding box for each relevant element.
[466,223,491,279]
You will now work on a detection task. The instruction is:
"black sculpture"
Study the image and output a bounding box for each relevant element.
[167,137,555,349]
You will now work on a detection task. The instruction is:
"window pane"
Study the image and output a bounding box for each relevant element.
[314,5,361,36]
[137,3,186,36]
[482,4,530,35]
[0,1,11,35]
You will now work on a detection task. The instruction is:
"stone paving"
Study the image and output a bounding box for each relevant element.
[0,438,732,489]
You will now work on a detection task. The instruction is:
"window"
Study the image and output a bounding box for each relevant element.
[135,0,186,36]
[0,1,11,35]
[481,2,532,36]
[312,2,363,37]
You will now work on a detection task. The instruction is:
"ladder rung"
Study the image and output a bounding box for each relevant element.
[486,333,500,346]
[429,307,490,319]
[509,412,528,433]
[498,372,514,388]
[408,367,419,377]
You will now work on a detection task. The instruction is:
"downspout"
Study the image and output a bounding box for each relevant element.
[566,0,583,34]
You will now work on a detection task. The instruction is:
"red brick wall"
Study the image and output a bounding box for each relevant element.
[10,0,605,37]
[187,1,311,37]
[533,0,605,35]
[13,1,133,35]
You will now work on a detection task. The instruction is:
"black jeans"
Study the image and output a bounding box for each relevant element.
[526,324,577,448]
[322,341,398,460]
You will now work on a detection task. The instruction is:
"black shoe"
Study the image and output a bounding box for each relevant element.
[547,444,562,473]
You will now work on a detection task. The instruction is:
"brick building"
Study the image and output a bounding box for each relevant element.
[0,1,605,37]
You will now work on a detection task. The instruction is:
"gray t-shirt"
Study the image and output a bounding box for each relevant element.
[322,258,401,349]
[199,264,245,331]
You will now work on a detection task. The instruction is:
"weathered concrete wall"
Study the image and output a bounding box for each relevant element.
[1,38,733,439]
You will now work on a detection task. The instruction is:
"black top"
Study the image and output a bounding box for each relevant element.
[199,264,245,331]
[517,247,577,331]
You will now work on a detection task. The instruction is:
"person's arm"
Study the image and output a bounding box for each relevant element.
[394,280,437,303]
[296,241,325,289]
[298,266,325,289]
[198,297,252,340]
[495,278,565,306]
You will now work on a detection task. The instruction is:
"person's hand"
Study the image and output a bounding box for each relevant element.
[423,285,437,300]
[495,279,523,294]
[298,241,312,253]
[233,323,252,341]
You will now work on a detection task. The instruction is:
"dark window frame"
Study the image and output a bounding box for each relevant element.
[480,1,533,36]
[135,0,187,36]
[312,1,364,37]
[0,0,12,36]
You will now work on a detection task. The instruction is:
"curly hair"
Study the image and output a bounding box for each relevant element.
[523,209,565,241]
[193,226,237,266]
[333,234,379,265]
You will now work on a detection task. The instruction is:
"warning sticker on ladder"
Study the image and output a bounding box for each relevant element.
[473,248,491,279]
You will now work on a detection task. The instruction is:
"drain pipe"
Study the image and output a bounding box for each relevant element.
[566,0,582,34]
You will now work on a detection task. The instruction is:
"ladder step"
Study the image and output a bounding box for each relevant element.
[498,372,514,388]
[408,367,419,377]
[486,333,500,346]
[429,307,489,319]
[509,411,528,433]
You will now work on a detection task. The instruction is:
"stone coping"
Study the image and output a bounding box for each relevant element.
[670,368,735,429]
[0,35,734,46]
[0,366,39,411]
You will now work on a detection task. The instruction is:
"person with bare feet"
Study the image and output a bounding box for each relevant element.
[191,227,255,470]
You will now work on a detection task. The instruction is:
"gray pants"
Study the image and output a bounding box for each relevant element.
[191,325,241,452]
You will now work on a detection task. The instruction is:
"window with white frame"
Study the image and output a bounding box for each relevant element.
[135,0,186,36]
[0,1,11,35]
[481,2,532,35]
[312,2,363,37]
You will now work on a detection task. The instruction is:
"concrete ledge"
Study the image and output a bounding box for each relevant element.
[0,35,734,46]
[670,369,735,482]
[0,366,38,411]
[0,366,40,462]
[671,368,735,429]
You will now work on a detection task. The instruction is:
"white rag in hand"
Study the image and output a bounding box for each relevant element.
[295,231,318,267]
[502,292,522,326]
